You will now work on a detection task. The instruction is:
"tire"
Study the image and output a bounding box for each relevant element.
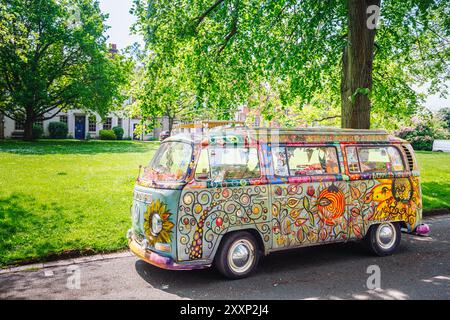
[214,232,260,279]
[365,222,401,256]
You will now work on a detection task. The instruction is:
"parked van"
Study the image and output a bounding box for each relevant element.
[127,128,429,279]
[432,139,450,152]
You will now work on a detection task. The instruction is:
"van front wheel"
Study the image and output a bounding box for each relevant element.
[215,232,260,279]
[365,222,401,256]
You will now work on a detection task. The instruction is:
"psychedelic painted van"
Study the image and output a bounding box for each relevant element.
[127,128,429,279]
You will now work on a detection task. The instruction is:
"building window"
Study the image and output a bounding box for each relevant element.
[117,118,123,127]
[88,116,97,132]
[60,115,68,124]
[15,121,24,130]
[103,117,112,130]
[35,118,44,127]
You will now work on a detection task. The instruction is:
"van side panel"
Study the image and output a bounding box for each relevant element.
[177,184,272,262]
[346,176,422,231]
[342,143,422,233]
[270,181,352,249]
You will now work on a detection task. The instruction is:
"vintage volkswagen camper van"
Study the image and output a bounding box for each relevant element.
[127,128,429,279]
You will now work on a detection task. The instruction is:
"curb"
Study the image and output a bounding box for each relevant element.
[0,250,133,275]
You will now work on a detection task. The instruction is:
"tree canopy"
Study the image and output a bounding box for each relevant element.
[0,0,132,140]
[131,0,449,129]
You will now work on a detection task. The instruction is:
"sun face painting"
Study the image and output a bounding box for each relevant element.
[144,199,175,246]
[369,177,421,227]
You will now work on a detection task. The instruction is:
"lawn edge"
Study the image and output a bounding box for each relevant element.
[0,248,132,275]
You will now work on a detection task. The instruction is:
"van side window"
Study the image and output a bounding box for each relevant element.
[197,146,260,181]
[272,146,289,176]
[387,146,405,171]
[346,147,360,173]
[354,146,405,173]
[195,149,210,180]
[272,146,339,176]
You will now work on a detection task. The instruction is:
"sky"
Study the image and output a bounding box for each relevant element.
[98,0,448,112]
[98,0,144,50]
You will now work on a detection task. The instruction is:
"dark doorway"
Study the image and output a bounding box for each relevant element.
[133,123,140,140]
[75,116,86,140]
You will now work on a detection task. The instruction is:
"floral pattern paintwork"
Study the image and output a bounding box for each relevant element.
[131,129,423,268]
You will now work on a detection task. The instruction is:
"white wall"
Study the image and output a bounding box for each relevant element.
[2,109,168,140]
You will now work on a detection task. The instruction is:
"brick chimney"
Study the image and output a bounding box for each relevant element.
[109,43,118,55]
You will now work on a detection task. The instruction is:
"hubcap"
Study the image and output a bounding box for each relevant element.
[376,223,396,249]
[227,239,255,274]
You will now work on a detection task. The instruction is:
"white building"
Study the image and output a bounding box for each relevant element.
[1,108,171,140]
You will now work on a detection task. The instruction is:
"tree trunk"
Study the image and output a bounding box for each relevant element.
[23,107,35,141]
[341,0,379,129]
[0,113,4,139]
[168,115,174,135]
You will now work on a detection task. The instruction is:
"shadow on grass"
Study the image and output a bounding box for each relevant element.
[0,193,93,266]
[0,193,49,266]
[0,139,159,155]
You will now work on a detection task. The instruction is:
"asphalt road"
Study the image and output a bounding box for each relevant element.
[1,215,449,300]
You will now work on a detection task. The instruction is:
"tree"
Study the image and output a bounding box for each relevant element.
[437,107,450,128]
[0,0,131,140]
[132,0,449,129]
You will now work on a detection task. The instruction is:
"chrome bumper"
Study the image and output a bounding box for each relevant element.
[127,229,210,271]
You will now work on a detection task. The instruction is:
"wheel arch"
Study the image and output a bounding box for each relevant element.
[208,227,267,262]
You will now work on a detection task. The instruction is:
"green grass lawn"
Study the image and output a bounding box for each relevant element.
[416,151,450,210]
[0,140,159,266]
[0,141,448,266]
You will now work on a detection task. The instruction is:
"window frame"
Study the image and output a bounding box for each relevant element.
[345,145,406,174]
[194,144,263,182]
[272,144,341,177]
[88,116,97,132]
[14,121,24,131]
[59,115,68,125]
[103,117,112,130]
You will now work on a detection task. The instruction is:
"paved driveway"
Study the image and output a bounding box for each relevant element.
[1,215,449,300]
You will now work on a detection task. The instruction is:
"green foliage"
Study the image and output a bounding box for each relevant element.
[48,122,68,139]
[437,108,450,129]
[0,0,133,140]
[32,124,43,139]
[113,126,124,140]
[395,113,448,150]
[99,129,117,140]
[131,0,449,128]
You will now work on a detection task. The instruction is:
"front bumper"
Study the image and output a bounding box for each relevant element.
[127,231,210,271]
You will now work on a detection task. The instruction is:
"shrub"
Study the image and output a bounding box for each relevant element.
[99,129,117,140]
[48,122,68,139]
[395,117,448,151]
[112,126,124,140]
[32,124,43,139]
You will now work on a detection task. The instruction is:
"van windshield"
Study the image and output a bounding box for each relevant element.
[145,142,193,182]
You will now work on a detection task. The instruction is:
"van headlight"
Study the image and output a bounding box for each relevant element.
[151,213,163,236]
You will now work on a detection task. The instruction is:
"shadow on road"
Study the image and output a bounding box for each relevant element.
[134,240,396,299]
